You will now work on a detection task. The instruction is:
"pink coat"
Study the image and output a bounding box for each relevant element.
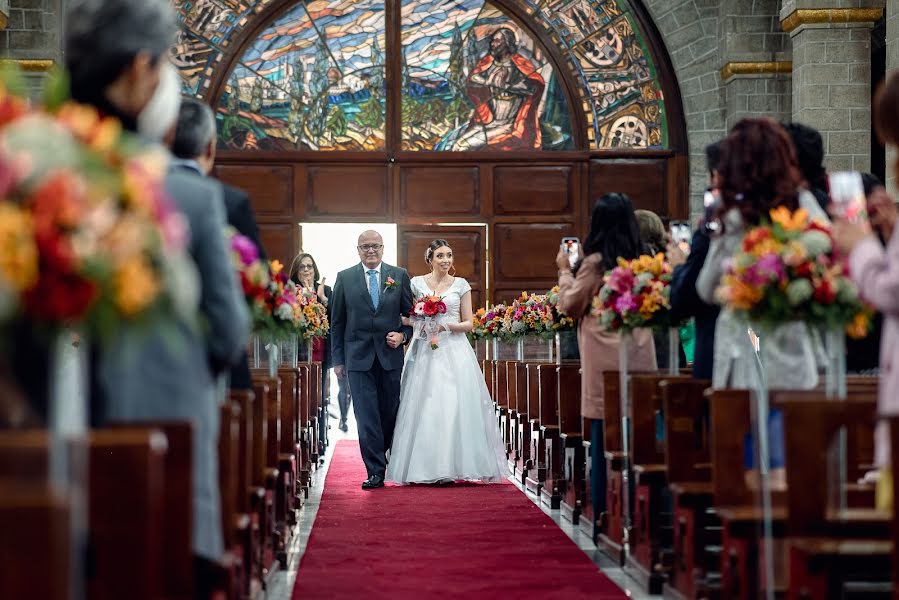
[557,253,657,420]
[849,230,899,465]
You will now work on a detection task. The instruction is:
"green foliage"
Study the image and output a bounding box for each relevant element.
[41,67,70,112]
[446,95,471,124]
[355,95,384,132]
[326,105,347,137]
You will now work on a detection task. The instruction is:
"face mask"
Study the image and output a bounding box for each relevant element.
[136,62,182,142]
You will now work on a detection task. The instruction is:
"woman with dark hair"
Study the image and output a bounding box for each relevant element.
[554,193,657,530]
[386,239,506,484]
[290,252,339,438]
[697,117,828,390]
[833,71,899,508]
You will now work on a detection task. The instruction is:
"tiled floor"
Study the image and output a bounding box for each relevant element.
[267,410,658,599]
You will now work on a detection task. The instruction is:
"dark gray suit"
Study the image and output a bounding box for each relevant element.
[330,263,413,477]
[98,168,250,560]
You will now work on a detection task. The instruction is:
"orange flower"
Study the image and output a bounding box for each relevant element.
[719,275,763,310]
[57,103,121,153]
[846,311,870,340]
[770,206,808,232]
[270,260,284,275]
[0,202,38,291]
[114,256,160,316]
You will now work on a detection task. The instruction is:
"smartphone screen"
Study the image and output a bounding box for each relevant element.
[561,237,580,268]
[829,171,869,226]
[669,221,692,254]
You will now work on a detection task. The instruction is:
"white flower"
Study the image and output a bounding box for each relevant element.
[275,303,294,321]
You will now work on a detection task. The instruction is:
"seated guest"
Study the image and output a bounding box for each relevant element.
[171,97,267,391]
[635,209,686,370]
[65,0,251,595]
[554,193,657,524]
[833,71,899,510]
[668,141,723,380]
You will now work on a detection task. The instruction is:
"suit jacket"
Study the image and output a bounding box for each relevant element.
[98,168,250,559]
[330,263,413,371]
[220,182,266,261]
[171,160,263,388]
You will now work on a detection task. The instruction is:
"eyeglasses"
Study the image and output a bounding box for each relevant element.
[358,244,384,252]
[298,264,315,271]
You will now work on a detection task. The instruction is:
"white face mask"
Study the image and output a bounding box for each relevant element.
[136,62,182,142]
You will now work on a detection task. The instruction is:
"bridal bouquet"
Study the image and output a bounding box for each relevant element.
[592,253,674,333]
[715,207,869,336]
[413,294,447,349]
[0,72,194,339]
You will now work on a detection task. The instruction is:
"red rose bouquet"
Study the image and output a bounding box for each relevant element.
[413,294,447,349]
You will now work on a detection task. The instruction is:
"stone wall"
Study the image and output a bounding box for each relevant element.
[0,0,62,95]
[643,0,726,217]
[886,0,899,194]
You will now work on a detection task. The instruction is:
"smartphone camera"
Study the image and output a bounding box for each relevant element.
[561,237,580,269]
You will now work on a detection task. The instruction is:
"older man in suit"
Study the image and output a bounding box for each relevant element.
[330,231,413,489]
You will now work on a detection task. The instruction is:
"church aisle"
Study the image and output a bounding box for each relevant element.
[290,440,627,599]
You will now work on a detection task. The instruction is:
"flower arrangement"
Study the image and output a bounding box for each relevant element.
[515,291,556,340]
[0,71,193,339]
[413,294,447,349]
[592,253,674,333]
[715,207,869,336]
[227,228,269,312]
[546,285,576,332]
[254,260,303,339]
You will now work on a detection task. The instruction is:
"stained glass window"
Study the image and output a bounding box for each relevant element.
[173,0,669,151]
[401,0,573,151]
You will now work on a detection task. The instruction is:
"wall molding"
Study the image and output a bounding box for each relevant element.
[781,8,884,33]
[720,61,792,82]
[0,59,55,72]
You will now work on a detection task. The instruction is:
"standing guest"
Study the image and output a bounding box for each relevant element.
[696,118,827,391]
[668,141,723,380]
[290,253,334,445]
[783,122,829,213]
[833,70,899,509]
[843,173,889,375]
[65,1,250,596]
[554,193,657,532]
[170,97,267,391]
[635,209,686,370]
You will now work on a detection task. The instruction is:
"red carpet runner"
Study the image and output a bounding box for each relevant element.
[292,440,626,599]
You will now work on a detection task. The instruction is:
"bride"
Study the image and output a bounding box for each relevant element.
[385,239,507,484]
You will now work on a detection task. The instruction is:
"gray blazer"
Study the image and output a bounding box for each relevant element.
[330,263,413,371]
[99,168,250,560]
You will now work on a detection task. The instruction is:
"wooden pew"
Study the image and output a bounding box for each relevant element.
[276,367,300,519]
[526,363,557,497]
[88,428,168,600]
[779,396,890,598]
[309,362,321,466]
[297,364,313,493]
[559,363,583,525]
[220,399,250,600]
[493,360,511,460]
[625,374,688,589]
[249,374,279,576]
[506,360,522,475]
[599,370,625,563]
[539,363,565,509]
[514,362,532,484]
[229,389,264,591]
[0,482,71,600]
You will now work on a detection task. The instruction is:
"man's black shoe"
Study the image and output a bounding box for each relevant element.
[361,475,384,490]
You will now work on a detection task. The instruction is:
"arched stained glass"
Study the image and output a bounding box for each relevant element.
[173,0,670,151]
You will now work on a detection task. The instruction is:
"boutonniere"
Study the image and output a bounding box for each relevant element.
[384,276,397,291]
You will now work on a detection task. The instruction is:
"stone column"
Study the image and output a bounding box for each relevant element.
[718,0,792,130]
[784,3,885,173]
[886,1,899,194]
[0,0,63,97]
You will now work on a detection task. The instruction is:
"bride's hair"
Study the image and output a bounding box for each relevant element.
[425,239,452,264]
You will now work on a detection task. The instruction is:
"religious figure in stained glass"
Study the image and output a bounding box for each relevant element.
[447,28,545,150]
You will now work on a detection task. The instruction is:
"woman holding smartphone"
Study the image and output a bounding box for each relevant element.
[554,192,657,533]
[833,71,899,510]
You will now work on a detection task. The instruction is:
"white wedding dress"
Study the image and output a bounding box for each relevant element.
[385,276,507,484]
